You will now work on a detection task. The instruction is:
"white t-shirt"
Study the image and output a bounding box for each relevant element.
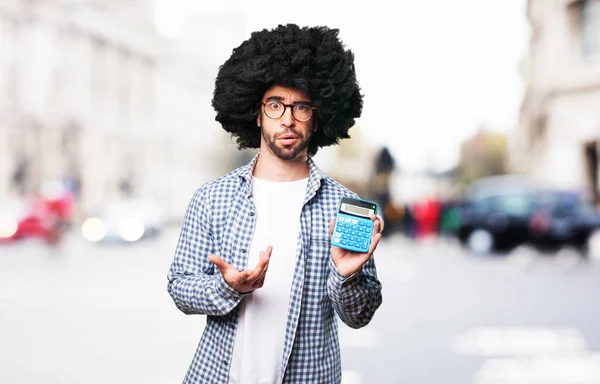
[228,176,308,384]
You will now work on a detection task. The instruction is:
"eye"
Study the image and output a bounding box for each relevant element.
[295,103,309,111]
[267,101,282,109]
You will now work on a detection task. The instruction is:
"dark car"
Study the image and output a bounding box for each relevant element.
[455,176,600,255]
[528,189,600,250]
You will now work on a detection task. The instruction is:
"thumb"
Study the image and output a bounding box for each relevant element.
[208,254,228,273]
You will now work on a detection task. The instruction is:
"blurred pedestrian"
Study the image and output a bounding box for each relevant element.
[439,199,461,239]
[413,196,441,239]
[369,147,396,236]
[167,24,383,384]
[401,202,416,238]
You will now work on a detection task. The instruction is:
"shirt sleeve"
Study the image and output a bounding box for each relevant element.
[326,253,383,329]
[167,188,246,316]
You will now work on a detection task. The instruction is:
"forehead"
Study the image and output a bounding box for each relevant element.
[262,85,312,103]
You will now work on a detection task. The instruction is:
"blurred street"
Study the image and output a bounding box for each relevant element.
[1,230,600,384]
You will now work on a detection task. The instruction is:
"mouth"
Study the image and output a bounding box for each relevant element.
[278,134,299,145]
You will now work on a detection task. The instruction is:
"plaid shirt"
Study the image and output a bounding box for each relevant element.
[167,154,382,384]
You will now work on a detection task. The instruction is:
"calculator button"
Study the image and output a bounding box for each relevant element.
[343,229,350,234]
[342,234,349,240]
[335,232,342,237]
[332,238,341,244]
[350,236,355,241]
[350,230,356,236]
[366,221,373,228]
[358,221,365,226]
[341,240,347,245]
[351,219,358,224]
[337,222,344,228]
[344,218,351,223]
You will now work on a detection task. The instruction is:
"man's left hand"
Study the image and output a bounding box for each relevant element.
[328,215,383,277]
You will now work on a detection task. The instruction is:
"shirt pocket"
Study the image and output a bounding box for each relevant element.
[309,227,331,266]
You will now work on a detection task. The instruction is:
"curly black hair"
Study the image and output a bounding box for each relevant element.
[212,24,363,156]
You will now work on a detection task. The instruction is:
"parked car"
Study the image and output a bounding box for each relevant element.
[0,198,60,243]
[456,175,600,255]
[81,199,165,244]
[528,189,600,250]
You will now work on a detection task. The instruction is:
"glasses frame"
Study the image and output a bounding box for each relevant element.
[261,100,317,122]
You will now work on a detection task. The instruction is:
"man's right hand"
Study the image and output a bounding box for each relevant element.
[208,246,272,294]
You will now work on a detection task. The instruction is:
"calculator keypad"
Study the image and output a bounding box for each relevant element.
[331,216,374,251]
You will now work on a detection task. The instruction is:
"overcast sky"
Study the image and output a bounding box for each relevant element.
[154,0,529,173]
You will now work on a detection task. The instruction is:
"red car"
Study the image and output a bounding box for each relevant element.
[0,197,67,244]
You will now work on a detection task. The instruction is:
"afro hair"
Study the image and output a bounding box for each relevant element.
[212,24,363,156]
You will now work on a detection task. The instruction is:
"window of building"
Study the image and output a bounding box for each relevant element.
[581,0,600,57]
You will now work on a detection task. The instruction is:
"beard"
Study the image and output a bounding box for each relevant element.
[261,127,312,161]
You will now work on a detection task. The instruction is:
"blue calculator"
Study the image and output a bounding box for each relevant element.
[332,197,378,253]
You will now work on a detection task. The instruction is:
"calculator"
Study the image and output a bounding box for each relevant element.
[331,197,378,253]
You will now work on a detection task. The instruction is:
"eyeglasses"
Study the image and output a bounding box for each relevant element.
[261,100,316,122]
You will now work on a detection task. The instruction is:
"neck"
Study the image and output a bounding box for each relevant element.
[253,149,310,182]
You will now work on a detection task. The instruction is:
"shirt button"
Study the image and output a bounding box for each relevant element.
[249,212,254,216]
[222,360,227,365]
[247,195,252,199]
[241,249,246,253]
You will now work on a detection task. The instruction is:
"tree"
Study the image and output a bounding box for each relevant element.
[459,128,507,185]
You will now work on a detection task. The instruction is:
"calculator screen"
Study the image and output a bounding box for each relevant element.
[341,203,374,218]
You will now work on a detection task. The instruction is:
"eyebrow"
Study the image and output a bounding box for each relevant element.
[264,96,312,104]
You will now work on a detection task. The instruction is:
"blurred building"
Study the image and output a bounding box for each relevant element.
[314,125,377,198]
[512,0,600,203]
[0,0,236,219]
[460,127,508,185]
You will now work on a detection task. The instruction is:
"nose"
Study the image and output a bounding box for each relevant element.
[280,106,295,126]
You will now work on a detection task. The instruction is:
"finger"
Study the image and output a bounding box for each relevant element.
[376,214,385,233]
[367,232,382,256]
[208,254,229,273]
[255,274,266,288]
[257,247,272,279]
[248,246,272,281]
[259,258,270,279]
[370,214,382,235]
[236,270,253,285]
[329,219,335,237]
[254,252,270,281]
[258,245,273,264]
[263,245,273,259]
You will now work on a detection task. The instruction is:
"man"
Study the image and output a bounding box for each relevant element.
[167,24,383,384]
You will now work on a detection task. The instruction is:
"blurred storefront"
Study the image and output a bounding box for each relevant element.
[511,0,600,204]
[0,0,236,221]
